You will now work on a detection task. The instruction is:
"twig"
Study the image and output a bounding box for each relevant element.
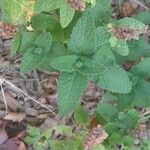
[33,70,43,96]
[140,109,150,117]
[0,77,58,117]
[0,79,8,115]
[132,0,149,10]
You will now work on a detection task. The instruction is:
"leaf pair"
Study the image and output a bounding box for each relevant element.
[34,0,75,28]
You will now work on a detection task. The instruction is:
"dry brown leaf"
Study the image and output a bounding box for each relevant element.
[68,0,86,11]
[84,125,108,150]
[0,139,27,150]
[0,120,8,145]
[0,23,17,40]
[4,112,26,122]
[121,1,137,17]
[0,92,22,111]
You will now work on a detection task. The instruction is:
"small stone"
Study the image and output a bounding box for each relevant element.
[25,107,38,117]
[40,118,57,132]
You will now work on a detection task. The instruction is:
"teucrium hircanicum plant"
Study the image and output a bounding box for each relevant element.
[0,0,149,117]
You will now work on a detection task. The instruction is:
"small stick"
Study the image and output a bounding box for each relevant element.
[0,78,8,115]
[140,109,150,117]
[132,0,149,10]
[0,77,58,117]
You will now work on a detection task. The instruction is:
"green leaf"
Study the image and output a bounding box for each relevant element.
[68,14,95,55]
[58,72,88,116]
[133,94,150,107]
[20,41,67,73]
[131,58,150,80]
[31,14,59,30]
[112,39,129,56]
[92,144,105,150]
[95,27,110,48]
[38,42,68,72]
[52,125,73,135]
[127,37,150,60]
[0,0,28,24]
[31,14,64,42]
[118,17,146,30]
[34,0,61,13]
[20,47,42,73]
[102,92,118,102]
[60,1,75,28]
[133,79,150,97]
[98,66,132,94]
[34,32,52,52]
[90,0,112,24]
[104,122,122,135]
[51,55,78,73]
[116,94,134,111]
[50,139,83,150]
[20,30,37,52]
[97,102,119,122]
[109,133,122,145]
[11,32,21,56]
[122,136,134,147]
[74,105,89,124]
[78,46,116,76]
[118,109,139,130]
[134,10,150,25]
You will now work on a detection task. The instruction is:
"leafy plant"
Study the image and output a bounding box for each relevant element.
[1,0,150,149]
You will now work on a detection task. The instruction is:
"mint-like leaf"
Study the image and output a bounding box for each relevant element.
[58,72,88,116]
[0,0,28,24]
[98,65,132,94]
[60,1,75,28]
[68,14,95,55]
[34,0,61,13]
[131,58,150,80]
[112,39,129,56]
[97,102,119,122]
[34,32,52,52]
[51,55,78,73]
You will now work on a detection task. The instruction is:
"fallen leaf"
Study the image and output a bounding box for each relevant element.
[4,112,26,122]
[121,1,137,17]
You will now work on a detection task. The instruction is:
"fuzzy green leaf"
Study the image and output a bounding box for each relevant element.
[74,105,89,124]
[98,66,132,94]
[127,37,150,60]
[90,0,112,24]
[131,58,150,80]
[20,30,37,52]
[50,139,82,150]
[31,14,64,42]
[118,109,139,130]
[34,0,61,13]
[60,1,75,28]
[68,14,95,55]
[92,144,105,150]
[118,17,146,30]
[94,27,110,48]
[112,39,129,56]
[31,14,59,30]
[133,79,150,97]
[34,32,52,52]
[20,47,42,73]
[134,11,150,25]
[51,55,78,72]
[0,0,28,24]
[79,46,116,76]
[38,42,67,72]
[11,32,21,56]
[58,72,88,116]
[133,94,150,107]
[97,102,119,122]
